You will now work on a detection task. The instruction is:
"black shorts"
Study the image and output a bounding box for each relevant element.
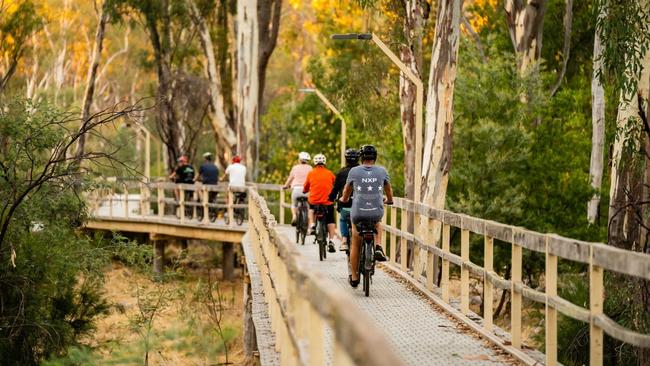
[310,204,335,225]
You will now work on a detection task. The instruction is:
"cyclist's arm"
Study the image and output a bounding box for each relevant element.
[341,182,353,203]
[384,182,394,204]
[283,171,294,189]
[303,178,310,194]
[328,171,345,202]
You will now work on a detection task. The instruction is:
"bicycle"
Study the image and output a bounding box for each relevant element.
[224,191,246,226]
[195,188,218,223]
[354,220,378,297]
[313,205,329,261]
[295,196,309,245]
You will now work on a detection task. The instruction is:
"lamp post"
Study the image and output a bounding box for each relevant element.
[331,33,423,204]
[299,88,346,167]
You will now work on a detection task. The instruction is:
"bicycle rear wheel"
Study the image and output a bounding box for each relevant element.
[363,271,370,297]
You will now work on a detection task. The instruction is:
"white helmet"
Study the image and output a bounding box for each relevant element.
[298,151,311,162]
[313,153,326,165]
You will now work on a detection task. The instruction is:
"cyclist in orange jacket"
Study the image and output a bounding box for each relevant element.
[303,153,337,253]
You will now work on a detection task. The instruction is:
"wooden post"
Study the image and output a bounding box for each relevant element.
[227,189,234,228]
[545,236,558,366]
[279,188,285,225]
[589,245,604,365]
[390,205,397,263]
[460,228,470,314]
[153,239,165,274]
[223,242,235,280]
[179,186,185,223]
[381,206,387,250]
[202,186,209,223]
[400,206,408,270]
[441,224,450,302]
[426,217,435,291]
[157,185,164,218]
[192,187,197,220]
[123,183,129,218]
[484,235,494,331]
[109,187,114,218]
[511,238,523,349]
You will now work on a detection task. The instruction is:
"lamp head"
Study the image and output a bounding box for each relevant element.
[330,33,372,40]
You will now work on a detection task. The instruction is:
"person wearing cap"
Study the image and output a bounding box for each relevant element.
[224,155,247,187]
[198,152,219,213]
[283,152,312,226]
[169,155,195,184]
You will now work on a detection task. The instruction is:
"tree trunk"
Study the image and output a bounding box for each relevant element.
[236,0,259,175]
[75,7,109,165]
[189,0,238,155]
[588,25,606,224]
[400,0,428,202]
[504,0,548,75]
[608,90,642,250]
[256,0,282,180]
[146,2,181,171]
[421,0,463,210]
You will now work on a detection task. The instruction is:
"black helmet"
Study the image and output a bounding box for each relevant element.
[359,145,377,161]
[344,148,359,165]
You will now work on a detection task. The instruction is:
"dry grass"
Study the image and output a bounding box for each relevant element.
[79,241,246,366]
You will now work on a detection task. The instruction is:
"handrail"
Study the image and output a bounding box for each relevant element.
[383,196,650,365]
[87,177,650,365]
[247,189,405,366]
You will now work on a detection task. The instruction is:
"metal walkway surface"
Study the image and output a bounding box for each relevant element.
[258,226,510,366]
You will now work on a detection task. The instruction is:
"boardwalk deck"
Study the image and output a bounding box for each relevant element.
[255,226,509,366]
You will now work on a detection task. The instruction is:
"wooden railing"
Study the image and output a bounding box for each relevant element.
[381,197,650,365]
[89,178,252,227]
[247,189,405,366]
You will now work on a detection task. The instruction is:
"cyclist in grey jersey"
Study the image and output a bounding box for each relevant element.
[341,145,393,287]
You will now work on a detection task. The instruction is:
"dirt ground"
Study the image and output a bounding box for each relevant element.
[81,242,246,366]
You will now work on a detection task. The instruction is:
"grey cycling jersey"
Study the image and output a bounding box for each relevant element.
[346,165,390,223]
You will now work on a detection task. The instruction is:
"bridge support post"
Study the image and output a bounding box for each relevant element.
[223,242,235,280]
[153,239,166,274]
[243,268,258,362]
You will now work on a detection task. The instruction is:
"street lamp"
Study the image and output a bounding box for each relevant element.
[298,87,346,167]
[331,32,423,203]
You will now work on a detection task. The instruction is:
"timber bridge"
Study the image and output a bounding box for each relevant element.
[85,179,650,366]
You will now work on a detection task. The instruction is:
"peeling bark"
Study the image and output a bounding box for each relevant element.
[236,0,259,173]
[588,22,605,224]
[421,0,464,210]
[189,0,238,154]
[504,0,548,75]
[400,0,429,202]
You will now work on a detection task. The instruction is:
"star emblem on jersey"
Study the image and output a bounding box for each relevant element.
[367,186,373,191]
[357,186,362,191]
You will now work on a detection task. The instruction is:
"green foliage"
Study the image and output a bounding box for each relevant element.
[0,99,151,365]
[596,0,650,100]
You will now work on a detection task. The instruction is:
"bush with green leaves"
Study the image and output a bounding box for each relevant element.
[0,99,151,365]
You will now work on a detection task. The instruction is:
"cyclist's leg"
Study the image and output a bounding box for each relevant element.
[349,223,361,281]
[325,205,336,252]
[308,204,315,234]
[339,209,351,251]
[290,188,299,223]
[374,220,387,261]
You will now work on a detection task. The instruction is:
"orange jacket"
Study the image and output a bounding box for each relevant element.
[303,165,335,205]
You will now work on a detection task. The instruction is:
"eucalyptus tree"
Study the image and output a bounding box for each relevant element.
[0,0,41,94]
